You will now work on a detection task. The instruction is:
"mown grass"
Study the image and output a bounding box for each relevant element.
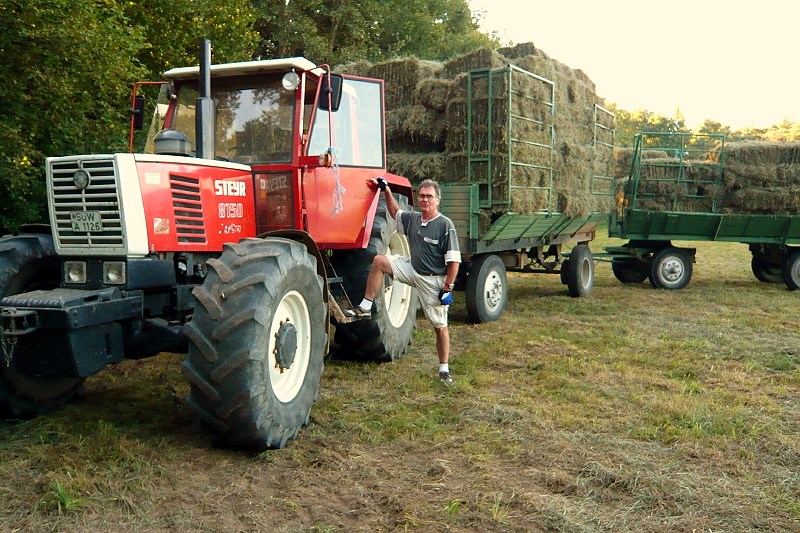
[1,227,798,532]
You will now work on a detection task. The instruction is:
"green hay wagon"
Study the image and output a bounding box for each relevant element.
[438,65,613,322]
[607,132,800,290]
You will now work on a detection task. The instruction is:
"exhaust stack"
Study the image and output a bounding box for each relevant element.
[195,38,215,159]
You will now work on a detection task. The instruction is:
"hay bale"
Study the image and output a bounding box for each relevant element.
[369,58,443,109]
[722,141,800,189]
[338,43,616,219]
[334,60,371,76]
[442,48,507,78]
[498,42,540,59]
[387,152,447,183]
[414,78,453,111]
[722,187,800,215]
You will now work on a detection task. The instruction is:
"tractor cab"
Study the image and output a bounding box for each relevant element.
[132,56,396,247]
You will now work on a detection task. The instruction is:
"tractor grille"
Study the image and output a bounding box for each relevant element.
[48,157,125,249]
[170,175,206,243]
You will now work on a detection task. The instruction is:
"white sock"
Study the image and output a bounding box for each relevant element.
[439,363,449,373]
[358,298,373,311]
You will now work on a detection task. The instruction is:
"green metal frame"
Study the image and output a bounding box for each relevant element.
[610,131,800,246]
[590,103,616,197]
[466,65,555,211]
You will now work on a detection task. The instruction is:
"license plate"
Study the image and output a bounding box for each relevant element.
[70,211,103,232]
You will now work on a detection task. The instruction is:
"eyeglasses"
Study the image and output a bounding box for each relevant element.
[418,194,437,200]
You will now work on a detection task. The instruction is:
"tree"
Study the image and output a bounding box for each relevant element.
[0,0,148,231]
[252,0,496,66]
[697,119,731,137]
[121,0,259,77]
[0,0,260,232]
[603,102,690,148]
[761,119,800,142]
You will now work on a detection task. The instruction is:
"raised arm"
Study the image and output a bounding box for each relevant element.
[384,185,401,219]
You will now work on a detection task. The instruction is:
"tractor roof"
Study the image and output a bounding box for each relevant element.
[163,57,318,81]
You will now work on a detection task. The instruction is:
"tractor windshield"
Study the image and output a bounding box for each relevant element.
[145,75,295,163]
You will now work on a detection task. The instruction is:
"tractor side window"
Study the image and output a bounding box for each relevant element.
[308,78,384,168]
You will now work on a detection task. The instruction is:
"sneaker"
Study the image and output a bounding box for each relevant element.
[439,371,454,385]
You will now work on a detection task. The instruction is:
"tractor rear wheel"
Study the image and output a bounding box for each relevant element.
[331,194,418,363]
[0,233,84,418]
[183,238,327,450]
[564,244,594,297]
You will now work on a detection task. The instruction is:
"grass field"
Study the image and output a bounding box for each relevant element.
[1,230,798,532]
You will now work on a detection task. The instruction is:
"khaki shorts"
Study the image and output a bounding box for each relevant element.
[389,255,448,328]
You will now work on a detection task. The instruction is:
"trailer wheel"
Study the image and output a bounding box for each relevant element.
[782,250,800,291]
[649,248,692,290]
[330,194,418,362]
[466,254,507,323]
[0,234,84,418]
[565,244,594,297]
[751,255,783,284]
[611,259,648,284]
[183,238,327,450]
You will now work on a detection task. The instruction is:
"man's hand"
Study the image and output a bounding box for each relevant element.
[372,177,388,191]
[438,289,453,306]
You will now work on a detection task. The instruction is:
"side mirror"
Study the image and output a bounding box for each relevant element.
[318,74,343,112]
[132,95,145,130]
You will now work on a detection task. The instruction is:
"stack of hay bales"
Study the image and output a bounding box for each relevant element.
[336,43,616,225]
[720,142,800,214]
[611,142,800,214]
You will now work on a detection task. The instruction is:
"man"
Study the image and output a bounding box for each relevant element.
[355,178,461,384]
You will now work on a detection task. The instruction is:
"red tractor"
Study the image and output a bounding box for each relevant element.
[0,41,418,449]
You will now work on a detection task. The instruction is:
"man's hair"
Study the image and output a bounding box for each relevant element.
[418,179,441,199]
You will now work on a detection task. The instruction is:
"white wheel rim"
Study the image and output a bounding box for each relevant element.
[580,258,593,288]
[660,257,684,283]
[483,270,504,311]
[267,290,311,403]
[385,231,413,328]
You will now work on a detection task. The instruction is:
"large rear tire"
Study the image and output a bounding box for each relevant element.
[183,238,327,450]
[465,254,507,323]
[0,233,84,418]
[331,195,418,363]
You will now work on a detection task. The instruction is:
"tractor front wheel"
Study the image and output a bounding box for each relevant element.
[183,238,327,450]
[0,233,84,418]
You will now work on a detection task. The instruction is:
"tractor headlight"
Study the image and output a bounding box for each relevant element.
[64,261,87,284]
[102,261,126,285]
[282,71,300,91]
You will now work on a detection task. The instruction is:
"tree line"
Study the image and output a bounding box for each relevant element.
[0,0,796,232]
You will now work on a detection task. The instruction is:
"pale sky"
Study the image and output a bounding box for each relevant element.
[468,0,799,130]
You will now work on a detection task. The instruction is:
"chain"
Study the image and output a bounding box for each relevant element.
[0,327,16,367]
[0,308,20,367]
